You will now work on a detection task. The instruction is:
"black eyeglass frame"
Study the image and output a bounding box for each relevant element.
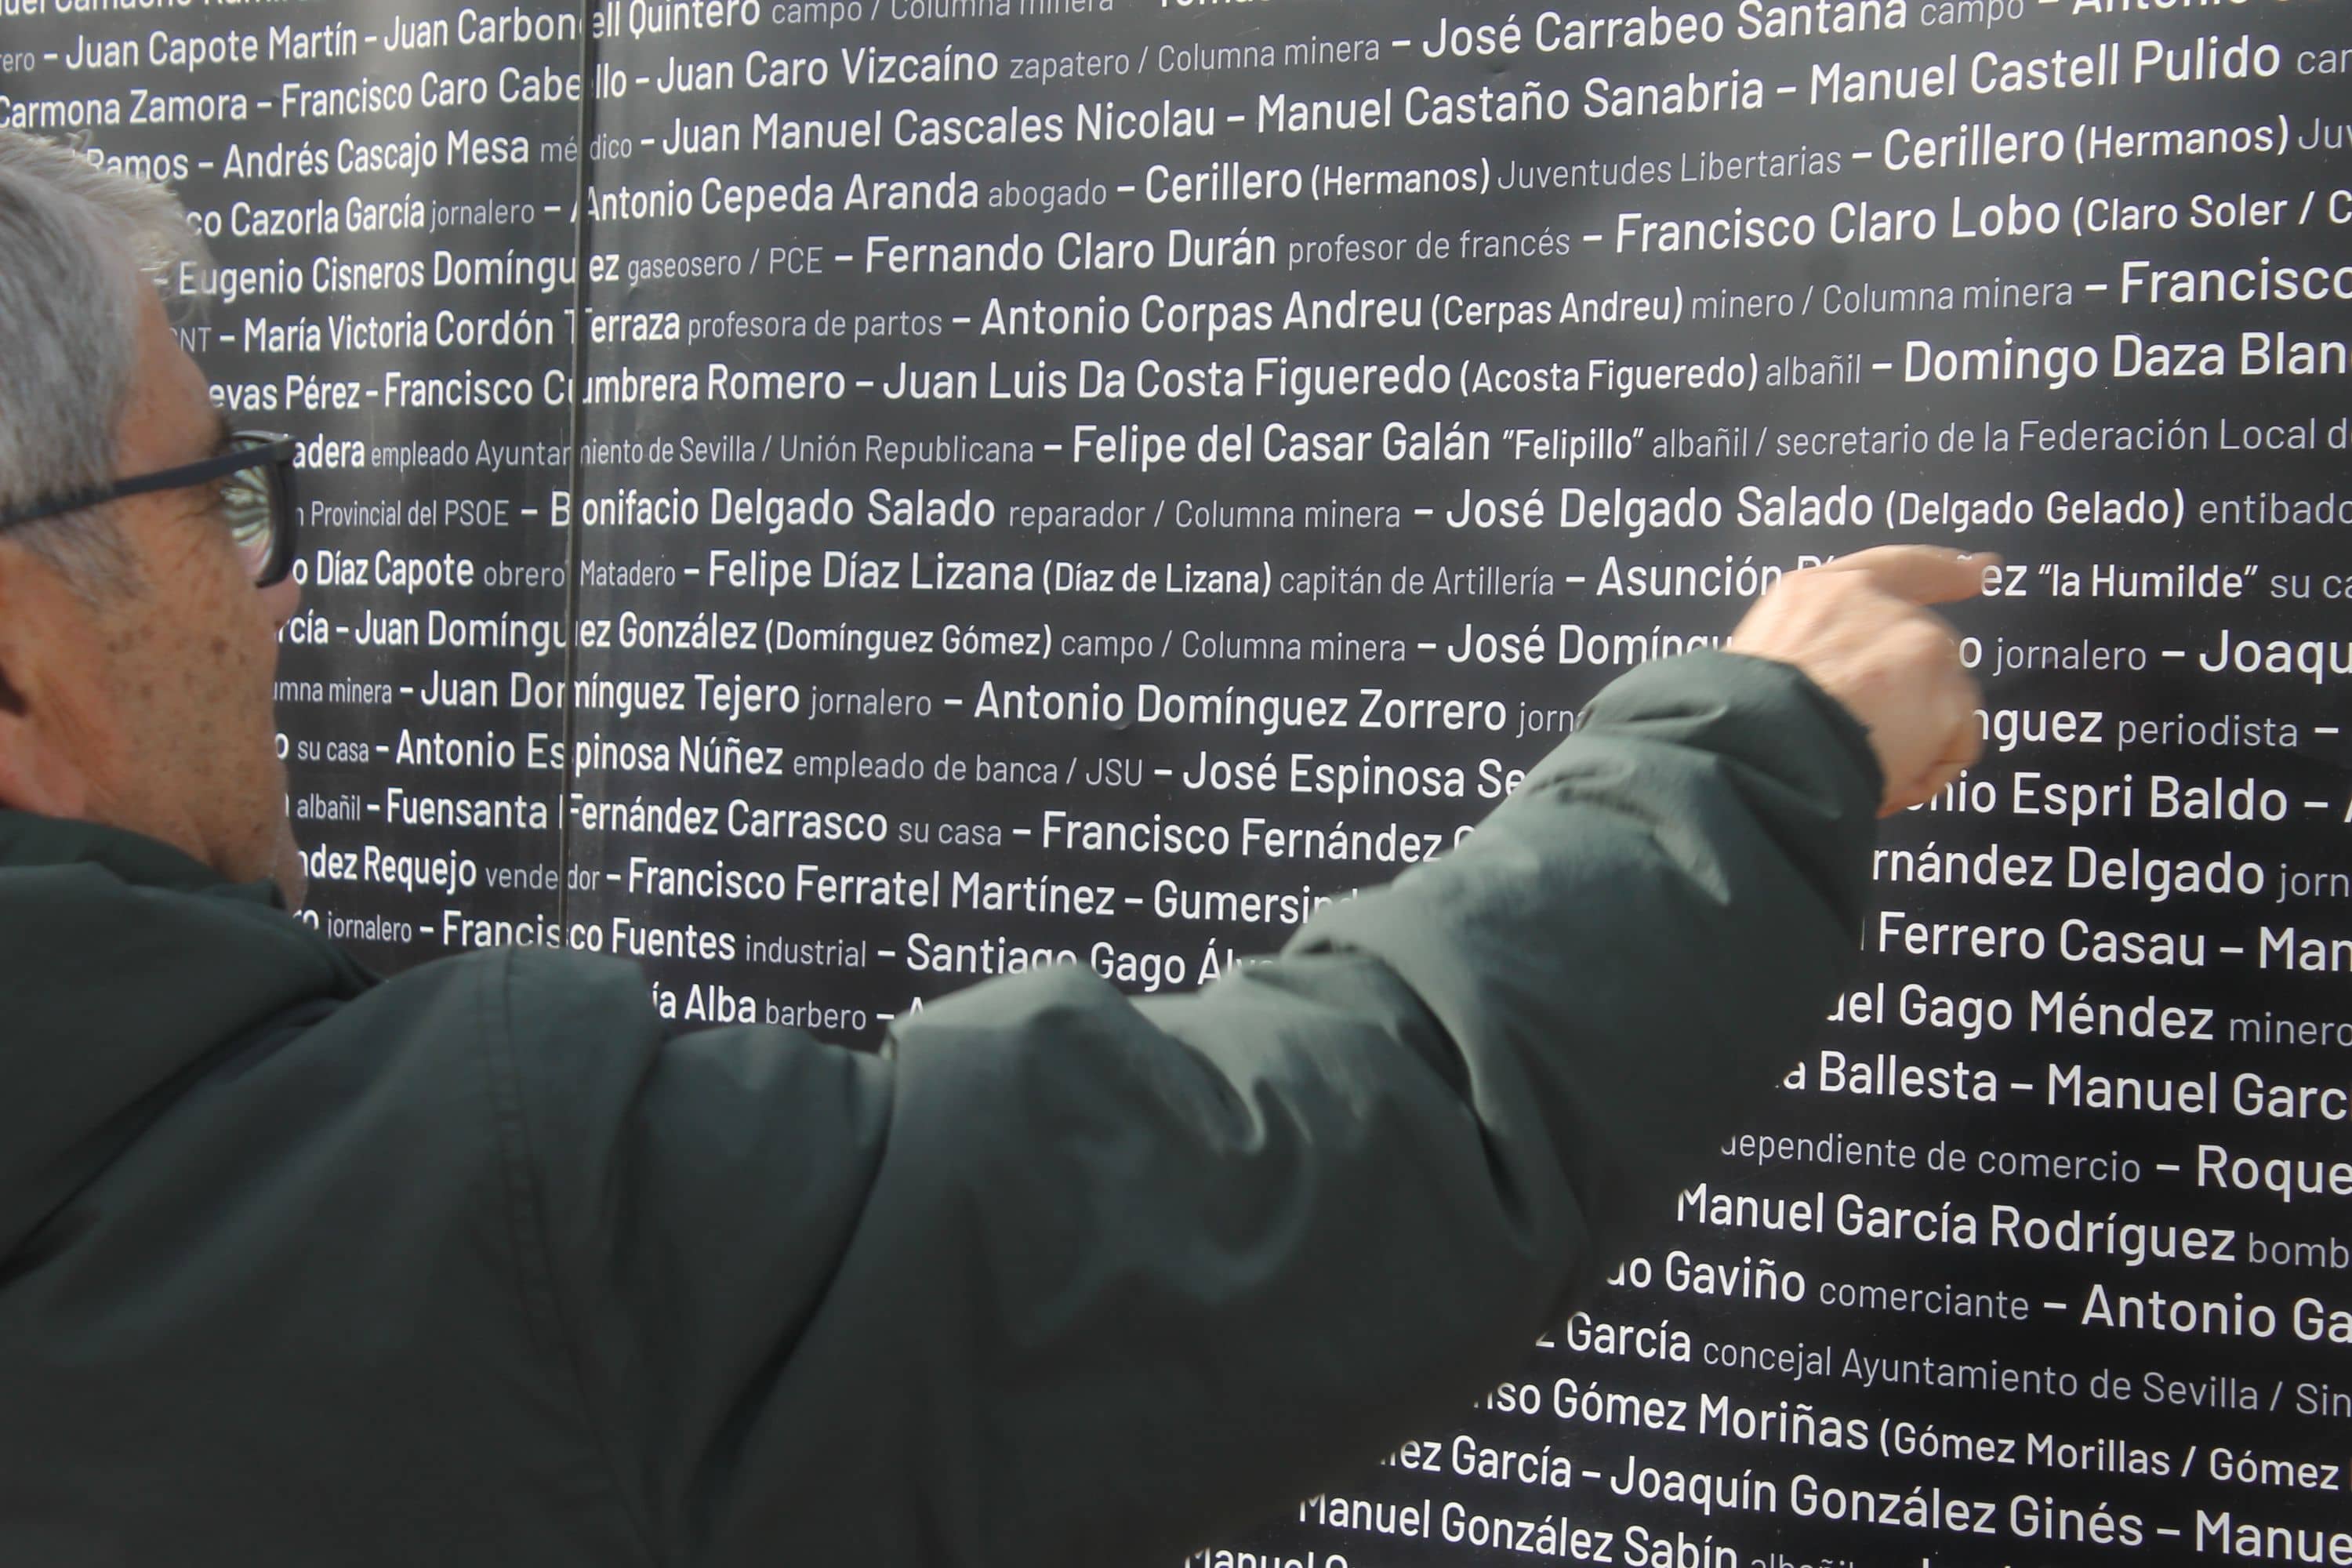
[0,431,300,587]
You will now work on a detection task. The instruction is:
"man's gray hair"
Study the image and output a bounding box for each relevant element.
[0,129,211,597]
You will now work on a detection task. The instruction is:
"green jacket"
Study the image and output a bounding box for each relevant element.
[0,652,1876,1566]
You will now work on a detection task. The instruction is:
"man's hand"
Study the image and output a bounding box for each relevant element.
[1726,546,1991,818]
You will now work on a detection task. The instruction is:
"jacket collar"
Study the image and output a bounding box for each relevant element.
[0,810,281,902]
[0,811,375,1262]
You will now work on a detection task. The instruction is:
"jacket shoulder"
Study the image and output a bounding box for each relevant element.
[0,941,666,1559]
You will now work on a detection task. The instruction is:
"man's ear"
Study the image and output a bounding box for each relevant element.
[0,550,95,819]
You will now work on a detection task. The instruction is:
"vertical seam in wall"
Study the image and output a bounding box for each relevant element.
[556,0,597,937]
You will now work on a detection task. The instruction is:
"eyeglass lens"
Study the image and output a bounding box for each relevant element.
[218,437,292,586]
[220,466,276,583]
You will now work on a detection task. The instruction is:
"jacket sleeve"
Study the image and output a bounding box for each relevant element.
[505,651,1881,1567]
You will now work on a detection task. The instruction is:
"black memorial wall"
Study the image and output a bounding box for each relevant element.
[4,0,2350,1562]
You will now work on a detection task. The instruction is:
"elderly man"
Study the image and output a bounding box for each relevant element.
[0,127,1984,1565]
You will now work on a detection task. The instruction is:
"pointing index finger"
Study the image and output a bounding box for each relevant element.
[1819,545,2000,606]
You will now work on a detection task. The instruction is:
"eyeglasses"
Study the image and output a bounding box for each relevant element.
[0,430,300,587]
